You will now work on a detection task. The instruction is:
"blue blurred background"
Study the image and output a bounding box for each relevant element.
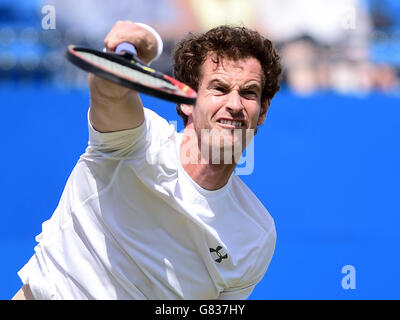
[1,0,400,299]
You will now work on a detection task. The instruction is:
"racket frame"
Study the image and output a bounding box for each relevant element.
[65,45,197,105]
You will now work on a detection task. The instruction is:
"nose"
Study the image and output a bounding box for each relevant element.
[226,90,244,114]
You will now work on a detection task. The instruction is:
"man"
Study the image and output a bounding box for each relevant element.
[13,21,282,300]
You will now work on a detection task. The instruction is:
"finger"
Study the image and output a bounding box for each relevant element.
[104,21,141,51]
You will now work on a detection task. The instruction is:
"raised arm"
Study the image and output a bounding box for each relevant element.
[88,21,161,133]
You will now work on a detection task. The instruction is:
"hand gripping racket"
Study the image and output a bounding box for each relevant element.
[65,42,197,105]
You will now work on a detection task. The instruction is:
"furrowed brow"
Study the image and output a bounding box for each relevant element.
[241,83,261,93]
[207,79,229,88]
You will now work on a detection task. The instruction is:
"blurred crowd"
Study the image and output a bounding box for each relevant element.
[0,0,399,94]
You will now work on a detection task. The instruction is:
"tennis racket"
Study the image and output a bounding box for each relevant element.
[65,42,197,105]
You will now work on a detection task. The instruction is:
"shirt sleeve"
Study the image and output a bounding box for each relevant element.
[83,109,146,159]
[83,107,173,160]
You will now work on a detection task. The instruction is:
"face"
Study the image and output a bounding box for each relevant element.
[182,54,269,155]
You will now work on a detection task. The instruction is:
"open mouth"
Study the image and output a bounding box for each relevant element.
[217,119,245,129]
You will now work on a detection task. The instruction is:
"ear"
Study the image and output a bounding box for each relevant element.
[180,104,193,117]
[257,99,270,126]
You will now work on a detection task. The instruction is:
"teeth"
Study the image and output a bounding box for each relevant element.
[219,120,242,127]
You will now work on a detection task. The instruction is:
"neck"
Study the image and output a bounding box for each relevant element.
[181,159,236,191]
[179,127,237,191]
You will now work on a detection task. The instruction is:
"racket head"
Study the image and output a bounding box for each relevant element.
[65,45,197,105]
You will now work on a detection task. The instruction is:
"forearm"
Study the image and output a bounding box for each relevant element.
[88,21,161,133]
[89,74,144,133]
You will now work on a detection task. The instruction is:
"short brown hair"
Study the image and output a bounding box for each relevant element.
[173,25,282,126]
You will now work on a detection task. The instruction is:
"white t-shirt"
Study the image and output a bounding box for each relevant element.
[18,108,276,300]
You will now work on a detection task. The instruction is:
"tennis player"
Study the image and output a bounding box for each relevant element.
[13,21,282,300]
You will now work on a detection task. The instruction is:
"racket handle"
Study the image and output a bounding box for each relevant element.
[116,42,137,56]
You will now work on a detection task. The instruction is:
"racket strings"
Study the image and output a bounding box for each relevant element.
[78,52,179,93]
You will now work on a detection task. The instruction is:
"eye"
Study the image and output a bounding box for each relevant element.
[212,86,228,95]
[241,90,259,100]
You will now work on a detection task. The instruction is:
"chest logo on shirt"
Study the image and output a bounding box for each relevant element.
[209,246,228,263]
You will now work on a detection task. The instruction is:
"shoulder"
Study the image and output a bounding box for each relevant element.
[230,174,275,233]
[143,108,176,139]
[143,107,167,125]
